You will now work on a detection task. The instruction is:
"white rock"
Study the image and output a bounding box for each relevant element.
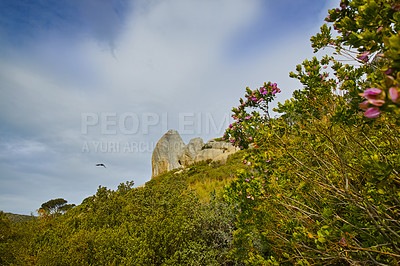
[151,130,186,177]
[151,132,240,178]
[181,137,204,166]
[194,149,224,163]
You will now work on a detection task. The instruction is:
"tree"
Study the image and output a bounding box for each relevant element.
[38,198,75,217]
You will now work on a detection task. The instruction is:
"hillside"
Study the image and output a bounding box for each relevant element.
[0,151,249,265]
[4,213,36,223]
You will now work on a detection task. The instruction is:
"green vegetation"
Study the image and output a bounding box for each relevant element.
[222,0,400,264]
[1,0,400,264]
[0,152,247,265]
[38,198,76,217]
[2,212,36,223]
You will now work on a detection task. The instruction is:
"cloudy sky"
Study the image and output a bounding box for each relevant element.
[0,0,340,215]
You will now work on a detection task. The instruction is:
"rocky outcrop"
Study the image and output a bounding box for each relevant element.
[151,130,186,177]
[181,137,204,166]
[195,139,239,164]
[194,149,224,163]
[151,130,240,178]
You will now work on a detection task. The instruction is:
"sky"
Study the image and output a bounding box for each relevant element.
[0,0,340,215]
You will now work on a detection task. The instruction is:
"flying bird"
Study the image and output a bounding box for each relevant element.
[96,163,106,168]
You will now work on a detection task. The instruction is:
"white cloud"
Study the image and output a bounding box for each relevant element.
[0,0,342,214]
[6,139,45,153]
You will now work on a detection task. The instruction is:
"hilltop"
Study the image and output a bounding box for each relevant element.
[2,212,36,223]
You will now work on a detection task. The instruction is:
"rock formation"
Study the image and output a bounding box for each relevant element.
[181,137,204,166]
[151,130,186,177]
[195,139,239,164]
[151,130,239,178]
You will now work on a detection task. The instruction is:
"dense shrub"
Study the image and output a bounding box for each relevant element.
[223,0,400,264]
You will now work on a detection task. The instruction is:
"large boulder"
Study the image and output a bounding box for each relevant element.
[194,139,240,163]
[151,131,240,178]
[151,130,186,177]
[181,137,204,167]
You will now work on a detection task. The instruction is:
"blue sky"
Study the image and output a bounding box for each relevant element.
[0,0,340,215]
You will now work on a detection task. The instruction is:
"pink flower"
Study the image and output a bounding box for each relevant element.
[365,88,381,94]
[377,26,383,33]
[359,88,382,99]
[245,179,249,182]
[367,99,385,106]
[385,69,392,75]
[364,107,381,118]
[358,51,370,63]
[271,89,281,95]
[245,116,251,120]
[389,87,399,102]
[359,100,369,110]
